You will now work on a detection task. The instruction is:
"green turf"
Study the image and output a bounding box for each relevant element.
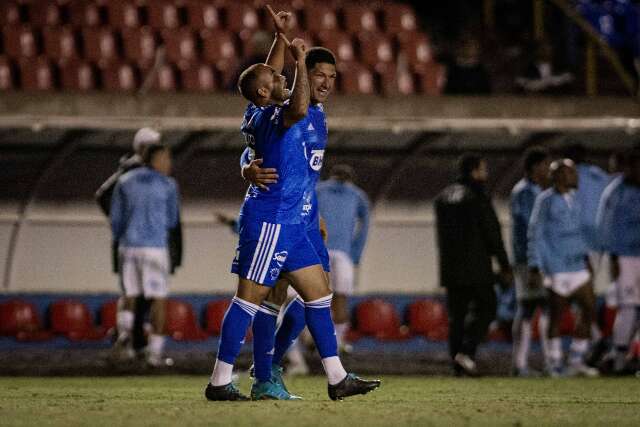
[1,375,639,426]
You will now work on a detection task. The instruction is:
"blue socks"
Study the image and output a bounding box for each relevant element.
[304,294,338,358]
[216,297,258,364]
[273,297,307,366]
[252,301,280,382]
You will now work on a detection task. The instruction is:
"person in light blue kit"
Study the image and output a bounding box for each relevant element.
[316,164,370,348]
[510,147,550,377]
[597,148,640,374]
[528,159,599,377]
[204,14,379,402]
[110,143,179,367]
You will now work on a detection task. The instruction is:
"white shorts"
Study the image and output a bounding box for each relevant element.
[544,270,591,298]
[616,256,640,306]
[514,264,546,301]
[329,250,355,296]
[118,247,169,298]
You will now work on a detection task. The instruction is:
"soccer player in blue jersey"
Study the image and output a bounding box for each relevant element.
[510,147,551,376]
[597,148,640,374]
[204,12,380,401]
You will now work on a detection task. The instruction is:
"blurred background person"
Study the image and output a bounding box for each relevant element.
[110,143,180,367]
[443,37,492,95]
[528,159,598,377]
[317,164,370,351]
[510,147,551,377]
[516,40,574,94]
[435,153,512,376]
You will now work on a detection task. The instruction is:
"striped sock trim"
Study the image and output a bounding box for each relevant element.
[305,294,333,309]
[232,296,259,317]
[258,302,280,317]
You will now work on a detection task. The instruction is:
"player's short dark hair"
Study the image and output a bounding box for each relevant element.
[523,146,549,173]
[142,143,168,165]
[330,164,355,182]
[305,47,336,70]
[563,143,586,164]
[237,63,266,101]
[458,153,484,179]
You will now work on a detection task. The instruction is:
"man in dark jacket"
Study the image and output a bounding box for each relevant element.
[435,153,512,375]
[95,128,183,359]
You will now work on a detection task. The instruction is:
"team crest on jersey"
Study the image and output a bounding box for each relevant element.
[273,251,288,267]
[270,268,280,280]
[309,149,324,171]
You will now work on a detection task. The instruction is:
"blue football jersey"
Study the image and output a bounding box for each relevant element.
[239,102,310,225]
[301,103,328,230]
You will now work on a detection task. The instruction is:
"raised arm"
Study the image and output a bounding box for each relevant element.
[283,38,309,128]
[265,5,293,75]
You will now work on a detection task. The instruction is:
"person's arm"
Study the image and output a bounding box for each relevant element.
[265,5,293,75]
[167,181,182,272]
[351,190,370,265]
[319,216,328,243]
[240,147,279,190]
[478,196,510,272]
[110,181,125,241]
[95,169,123,216]
[283,38,309,128]
[527,195,549,287]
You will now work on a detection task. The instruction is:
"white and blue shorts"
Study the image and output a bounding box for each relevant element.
[118,247,169,298]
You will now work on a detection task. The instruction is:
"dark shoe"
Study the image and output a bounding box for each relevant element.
[328,373,381,401]
[204,382,250,401]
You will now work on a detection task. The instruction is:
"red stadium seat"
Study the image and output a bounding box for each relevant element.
[43,26,79,60]
[100,299,118,336]
[161,28,198,69]
[147,1,183,29]
[303,3,339,33]
[600,305,616,338]
[101,62,139,91]
[29,1,63,27]
[181,62,217,91]
[414,62,445,96]
[559,307,576,336]
[106,1,142,29]
[122,27,158,69]
[50,300,106,341]
[59,59,97,91]
[200,29,237,87]
[487,321,509,342]
[377,64,415,96]
[0,300,47,337]
[19,56,56,90]
[222,2,261,33]
[0,56,17,90]
[165,299,208,341]
[315,31,355,64]
[0,2,21,27]
[205,299,252,341]
[3,25,39,58]
[68,2,103,28]
[407,299,448,341]
[355,299,407,340]
[186,1,223,31]
[342,4,380,34]
[337,61,375,95]
[150,63,178,91]
[397,31,433,66]
[382,3,417,34]
[82,28,120,67]
[356,32,394,66]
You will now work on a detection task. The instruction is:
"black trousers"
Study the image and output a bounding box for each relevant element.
[445,284,497,360]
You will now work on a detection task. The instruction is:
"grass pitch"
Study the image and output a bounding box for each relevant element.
[1,375,640,426]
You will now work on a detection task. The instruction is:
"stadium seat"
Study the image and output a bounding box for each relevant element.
[101,62,139,91]
[106,1,142,29]
[200,29,238,86]
[205,299,252,341]
[147,1,184,29]
[19,56,56,90]
[0,2,21,27]
[122,27,158,69]
[355,298,408,340]
[342,4,380,34]
[151,63,178,91]
[356,32,394,66]
[181,62,217,91]
[222,2,261,33]
[161,28,198,69]
[406,299,448,341]
[316,30,355,63]
[165,299,208,341]
[303,3,339,33]
[68,2,103,28]
[82,28,120,67]
[377,63,416,96]
[100,299,118,337]
[337,61,375,94]
[43,26,79,60]
[59,59,97,91]
[414,62,445,96]
[50,300,106,341]
[397,31,433,66]
[559,307,576,336]
[29,1,63,27]
[487,321,509,342]
[186,1,223,31]
[0,56,17,90]
[382,3,417,34]
[0,299,52,341]
[3,25,40,58]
